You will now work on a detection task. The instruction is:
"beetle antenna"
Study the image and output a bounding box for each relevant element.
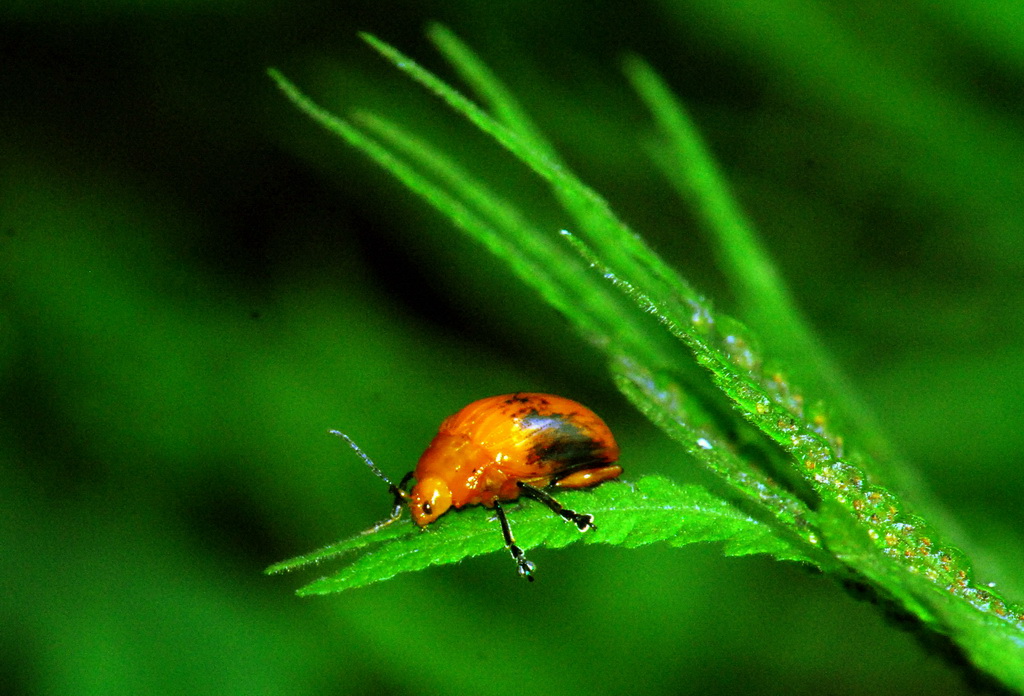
[329,429,411,534]
[328,429,396,488]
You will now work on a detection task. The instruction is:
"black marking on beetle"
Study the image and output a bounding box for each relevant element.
[506,393,544,407]
[520,411,608,467]
[504,394,553,419]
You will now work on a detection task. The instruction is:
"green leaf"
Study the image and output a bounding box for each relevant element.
[268,476,815,595]
[269,27,1024,691]
[819,499,1024,688]
[621,55,917,499]
[610,356,825,557]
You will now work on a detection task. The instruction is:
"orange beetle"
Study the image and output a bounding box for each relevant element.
[332,393,621,580]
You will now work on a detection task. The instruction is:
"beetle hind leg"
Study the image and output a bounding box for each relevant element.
[517,481,596,531]
[493,501,535,581]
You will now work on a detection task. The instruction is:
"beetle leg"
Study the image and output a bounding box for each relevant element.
[360,471,416,536]
[395,470,415,496]
[493,501,535,581]
[552,464,622,489]
[360,510,403,535]
[384,471,415,515]
[360,498,405,535]
[517,482,596,532]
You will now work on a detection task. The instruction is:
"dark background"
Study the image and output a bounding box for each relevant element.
[3,1,1024,694]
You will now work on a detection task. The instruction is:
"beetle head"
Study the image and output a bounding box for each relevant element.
[409,476,452,526]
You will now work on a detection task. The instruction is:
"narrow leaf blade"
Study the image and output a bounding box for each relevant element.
[286,476,817,595]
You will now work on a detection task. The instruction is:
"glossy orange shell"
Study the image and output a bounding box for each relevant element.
[408,393,620,525]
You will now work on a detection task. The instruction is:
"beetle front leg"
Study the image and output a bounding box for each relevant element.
[360,499,405,535]
[493,500,535,581]
[517,482,596,531]
[360,471,416,535]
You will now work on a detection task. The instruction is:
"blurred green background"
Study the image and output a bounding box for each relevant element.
[3,1,1023,694]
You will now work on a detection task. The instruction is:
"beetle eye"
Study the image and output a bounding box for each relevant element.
[423,502,432,515]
